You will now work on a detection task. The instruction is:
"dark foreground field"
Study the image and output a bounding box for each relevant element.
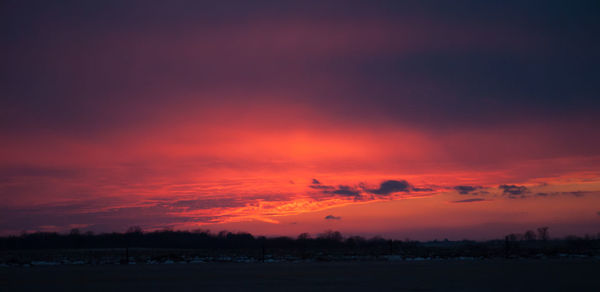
[1,259,598,292]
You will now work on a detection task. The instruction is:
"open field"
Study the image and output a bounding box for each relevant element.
[1,259,598,291]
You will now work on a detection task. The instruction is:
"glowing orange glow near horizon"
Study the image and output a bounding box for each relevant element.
[2,108,599,239]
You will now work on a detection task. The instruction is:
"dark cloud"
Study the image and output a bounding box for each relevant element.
[308,180,360,197]
[454,185,482,195]
[366,180,411,195]
[412,187,434,192]
[536,191,589,198]
[309,178,335,190]
[308,178,333,190]
[309,185,334,190]
[324,215,341,220]
[329,185,361,197]
[452,198,486,203]
[312,179,424,197]
[499,184,530,199]
[2,0,599,137]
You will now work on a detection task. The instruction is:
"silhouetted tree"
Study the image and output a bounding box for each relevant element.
[537,227,549,241]
[69,229,82,248]
[523,230,537,241]
[345,235,366,248]
[318,230,343,242]
[2,227,597,262]
[126,226,143,234]
[297,233,311,241]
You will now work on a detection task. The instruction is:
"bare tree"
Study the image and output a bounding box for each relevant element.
[126,226,143,234]
[297,233,311,240]
[537,227,549,241]
[505,233,519,242]
[524,230,536,241]
[318,230,343,242]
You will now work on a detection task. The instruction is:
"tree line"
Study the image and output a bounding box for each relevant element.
[1,227,599,259]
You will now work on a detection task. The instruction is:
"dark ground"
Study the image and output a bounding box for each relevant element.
[1,259,598,291]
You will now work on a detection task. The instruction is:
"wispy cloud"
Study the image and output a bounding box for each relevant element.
[451,198,486,203]
[364,180,411,195]
[499,184,530,199]
[454,185,482,195]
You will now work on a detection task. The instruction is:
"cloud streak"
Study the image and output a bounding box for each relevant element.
[499,184,530,199]
[365,180,411,195]
[454,185,482,195]
[452,198,486,203]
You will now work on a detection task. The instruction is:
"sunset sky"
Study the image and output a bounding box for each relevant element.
[1,1,599,240]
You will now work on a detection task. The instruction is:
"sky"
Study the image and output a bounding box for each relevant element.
[1,0,600,240]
